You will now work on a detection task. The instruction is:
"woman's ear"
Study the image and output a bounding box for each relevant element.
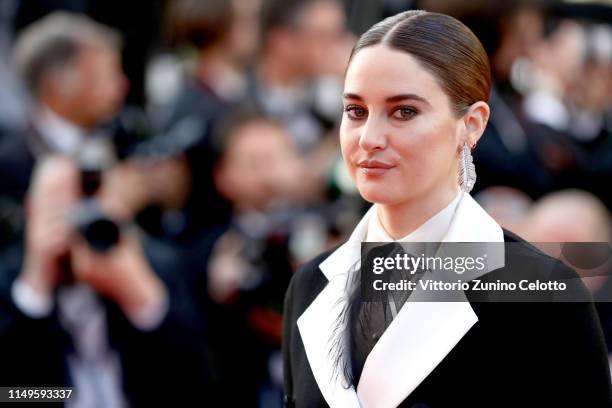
[462,101,490,147]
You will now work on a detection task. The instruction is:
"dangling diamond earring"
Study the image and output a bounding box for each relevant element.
[458,142,476,193]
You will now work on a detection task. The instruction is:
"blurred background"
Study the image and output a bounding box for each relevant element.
[0,0,610,406]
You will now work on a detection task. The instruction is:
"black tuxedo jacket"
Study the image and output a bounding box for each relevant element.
[283,231,612,407]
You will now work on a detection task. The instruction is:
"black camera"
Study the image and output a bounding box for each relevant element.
[72,200,120,252]
[72,137,121,252]
[71,107,207,250]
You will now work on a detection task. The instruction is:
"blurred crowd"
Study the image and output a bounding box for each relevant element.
[0,0,610,406]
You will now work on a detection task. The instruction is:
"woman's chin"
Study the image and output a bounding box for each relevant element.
[357,185,401,205]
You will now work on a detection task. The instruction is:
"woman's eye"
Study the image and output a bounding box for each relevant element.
[344,105,367,120]
[391,106,417,120]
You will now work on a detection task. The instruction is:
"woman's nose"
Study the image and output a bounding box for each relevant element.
[358,117,387,152]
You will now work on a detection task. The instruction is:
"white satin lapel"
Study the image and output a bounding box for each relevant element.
[357,193,505,407]
[297,256,361,407]
[443,192,505,274]
[356,287,477,408]
[296,205,375,407]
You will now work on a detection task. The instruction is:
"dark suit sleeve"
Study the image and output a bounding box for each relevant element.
[107,238,215,406]
[456,245,612,408]
[493,258,612,407]
[282,270,297,408]
[0,247,67,387]
[281,251,331,408]
[538,261,612,407]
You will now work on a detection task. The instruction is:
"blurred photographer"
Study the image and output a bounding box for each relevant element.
[0,11,128,252]
[0,12,213,407]
[18,157,166,326]
[0,158,213,406]
[0,12,127,205]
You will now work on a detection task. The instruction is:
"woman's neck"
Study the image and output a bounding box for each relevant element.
[377,185,460,240]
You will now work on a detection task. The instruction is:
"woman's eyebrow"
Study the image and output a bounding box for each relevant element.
[386,94,431,106]
[342,92,431,106]
[342,93,363,100]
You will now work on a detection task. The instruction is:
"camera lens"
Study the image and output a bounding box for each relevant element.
[72,200,120,252]
[80,216,120,252]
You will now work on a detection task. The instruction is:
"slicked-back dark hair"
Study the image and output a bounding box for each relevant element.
[348,10,491,116]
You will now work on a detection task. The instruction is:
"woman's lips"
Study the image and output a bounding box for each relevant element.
[357,160,395,176]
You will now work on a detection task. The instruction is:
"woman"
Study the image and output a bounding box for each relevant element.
[282,10,612,408]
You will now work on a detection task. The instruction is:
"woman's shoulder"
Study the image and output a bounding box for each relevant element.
[502,228,573,272]
[292,246,339,289]
[284,245,340,317]
[478,228,589,301]
[471,230,598,339]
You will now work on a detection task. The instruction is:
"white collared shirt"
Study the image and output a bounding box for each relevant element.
[34,106,86,155]
[366,190,462,243]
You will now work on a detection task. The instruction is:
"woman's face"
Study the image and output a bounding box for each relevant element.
[340,44,463,206]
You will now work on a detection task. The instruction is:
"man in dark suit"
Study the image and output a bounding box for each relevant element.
[0,13,214,406]
[0,11,128,207]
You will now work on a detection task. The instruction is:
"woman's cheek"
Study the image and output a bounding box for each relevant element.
[339,132,358,176]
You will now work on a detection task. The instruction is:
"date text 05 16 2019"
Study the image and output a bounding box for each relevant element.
[0,387,73,402]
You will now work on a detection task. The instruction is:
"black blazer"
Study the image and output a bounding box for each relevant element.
[283,231,612,407]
